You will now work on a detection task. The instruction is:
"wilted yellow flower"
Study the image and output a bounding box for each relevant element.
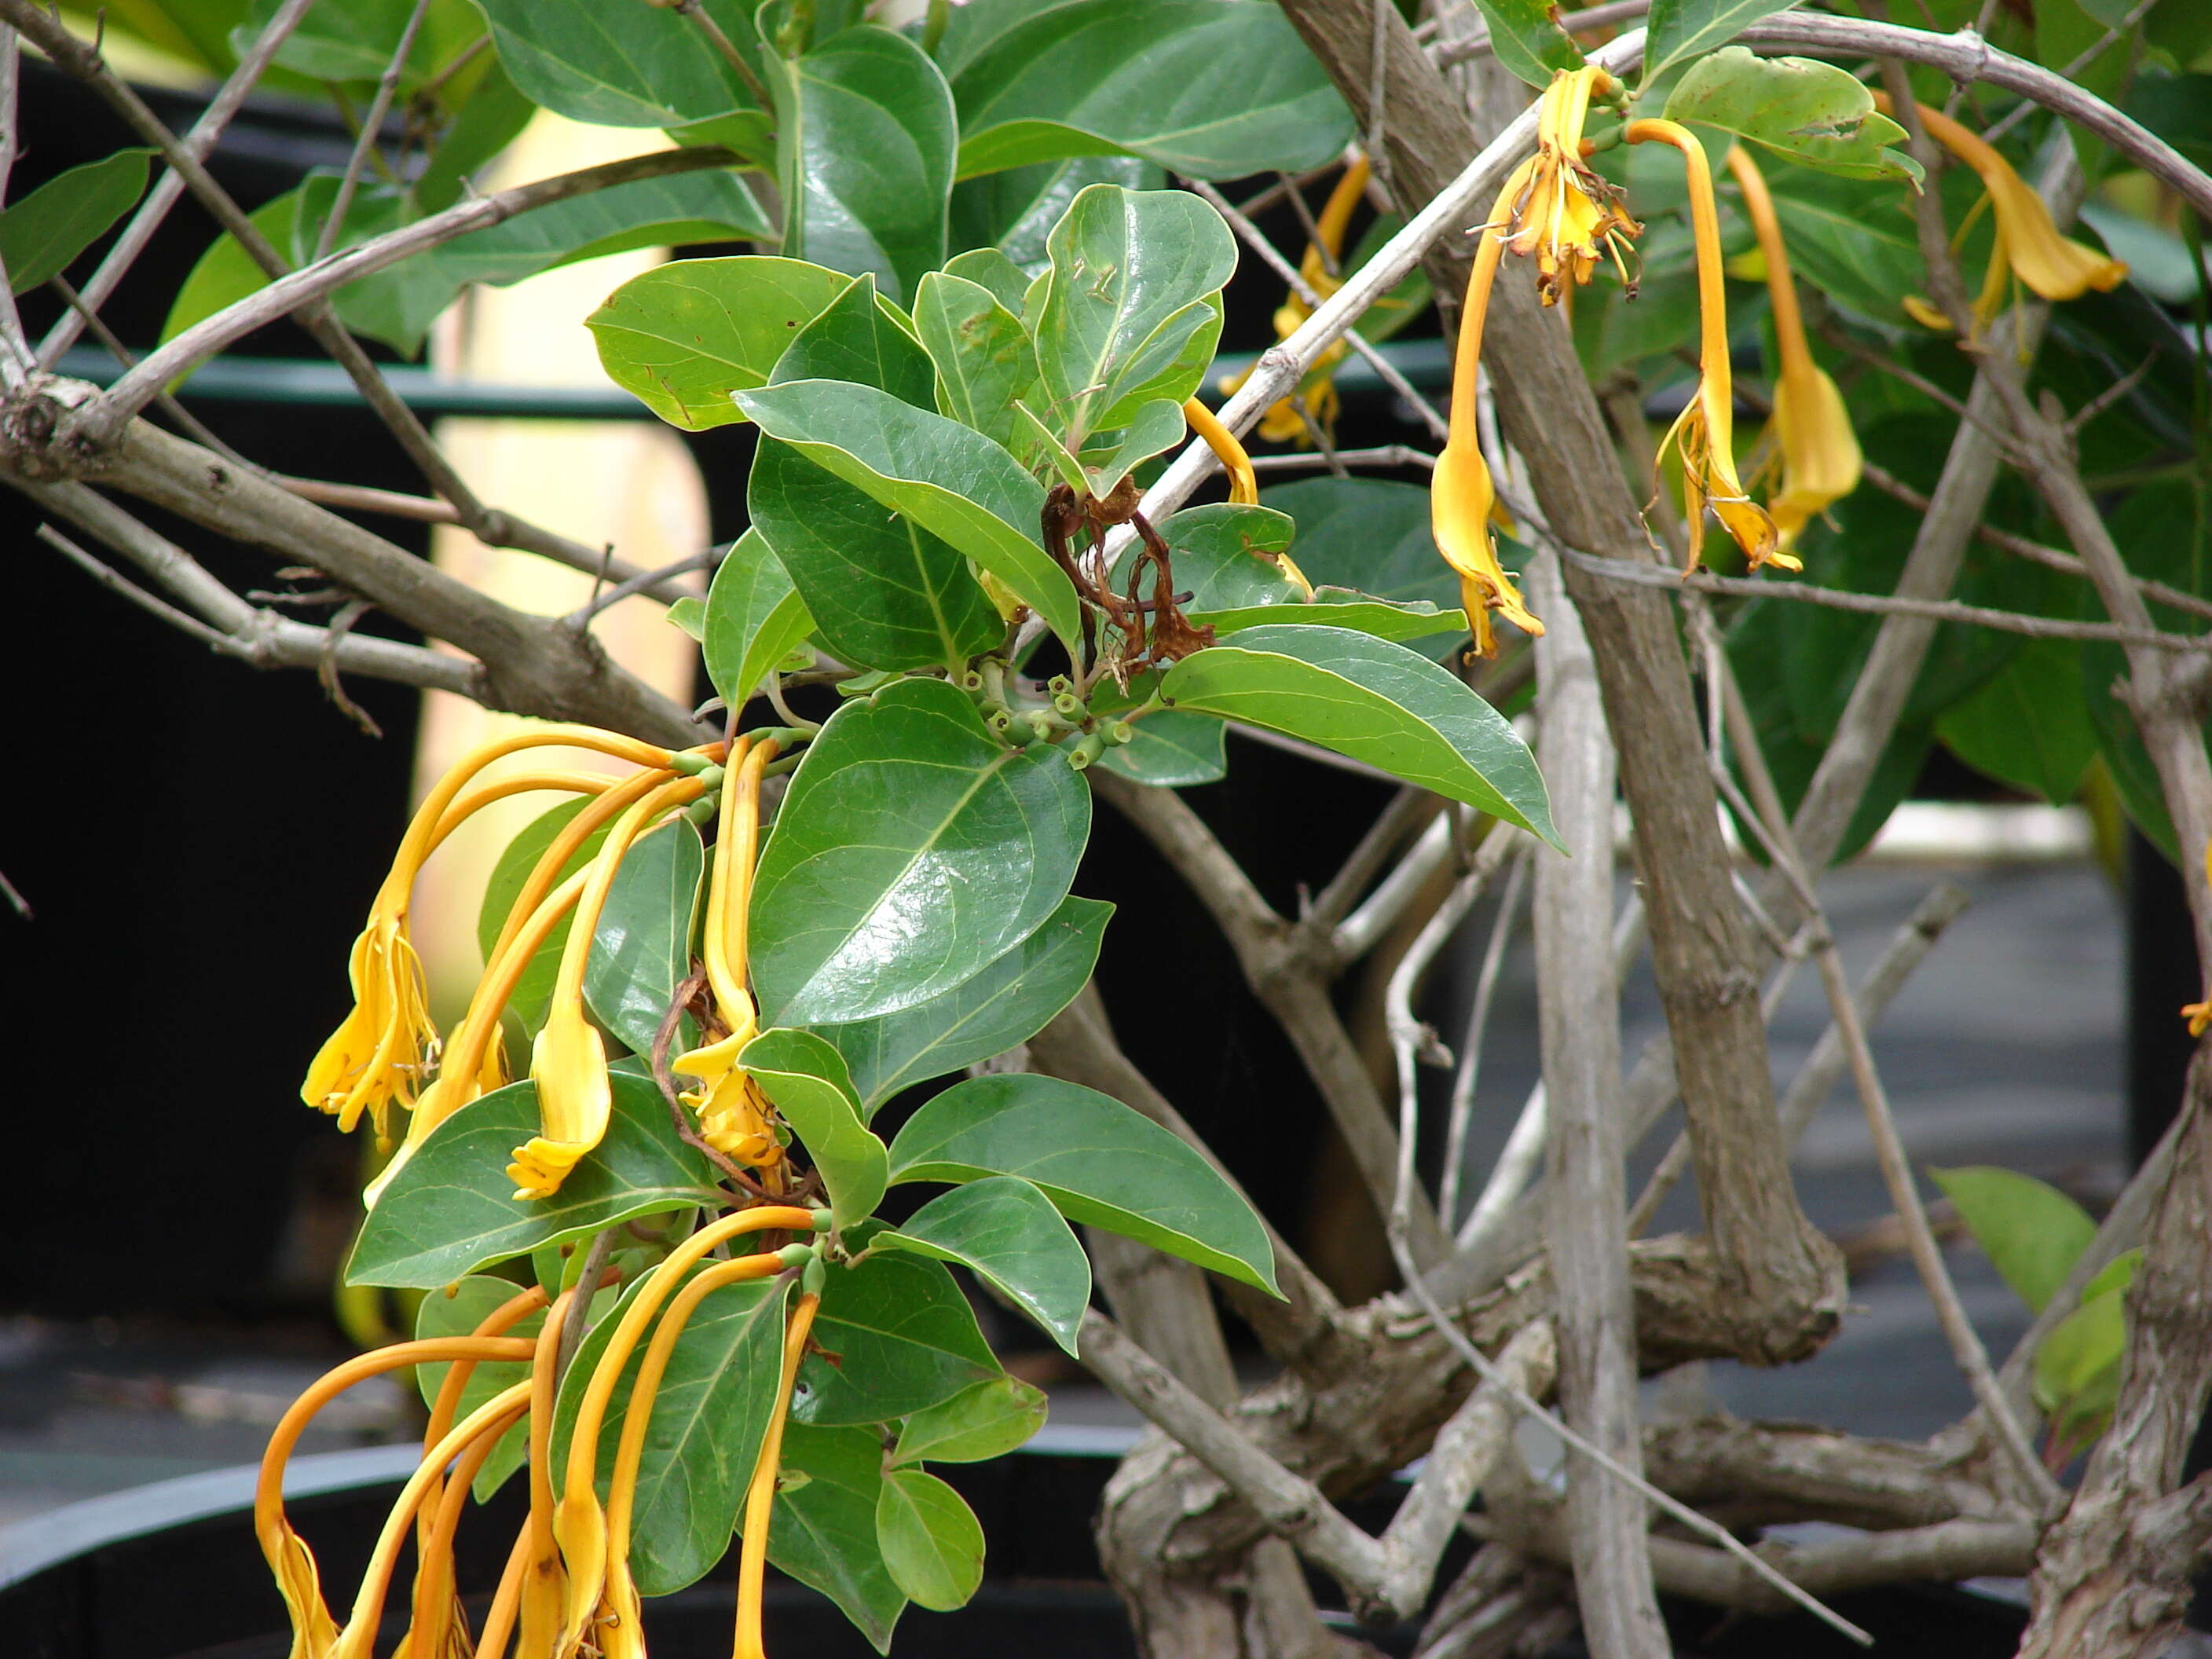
[1507,66,1639,305]
[1726,146,1859,551]
[1431,159,1547,657]
[1877,94,2126,331]
[1218,156,1371,445]
[1626,119,1786,572]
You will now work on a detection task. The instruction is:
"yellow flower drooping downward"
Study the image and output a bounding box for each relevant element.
[1726,145,1860,551]
[1217,156,1372,445]
[1875,94,2126,331]
[1626,119,1786,573]
[1507,66,1639,305]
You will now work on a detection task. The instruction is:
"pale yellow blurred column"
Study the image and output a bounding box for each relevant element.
[409,114,710,1016]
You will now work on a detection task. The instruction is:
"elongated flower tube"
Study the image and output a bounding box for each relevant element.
[511,773,709,1200]
[1432,159,1547,657]
[1873,93,2126,328]
[1508,66,1639,305]
[515,1287,579,1659]
[1218,156,1370,444]
[1624,119,1786,572]
[1726,146,1860,552]
[735,1286,822,1659]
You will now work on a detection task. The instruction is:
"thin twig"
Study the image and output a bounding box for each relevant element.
[313,0,432,262]
[1309,786,1444,931]
[1434,0,1651,64]
[1439,843,1529,1228]
[555,1229,617,1379]
[1249,444,1437,472]
[562,551,716,625]
[675,0,775,112]
[1983,0,2158,145]
[47,274,257,467]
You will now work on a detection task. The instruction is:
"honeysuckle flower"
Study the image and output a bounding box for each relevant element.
[1507,66,1639,305]
[1726,146,1861,551]
[1875,94,2126,330]
[1218,156,1371,445]
[1625,119,1787,573]
[1432,159,1547,657]
[734,1284,822,1659]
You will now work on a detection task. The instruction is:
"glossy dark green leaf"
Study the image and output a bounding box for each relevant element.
[795,1251,1002,1425]
[1929,1166,2096,1317]
[1097,710,1228,787]
[477,0,766,126]
[1149,502,1468,641]
[1644,0,1800,82]
[347,1074,723,1287]
[478,798,608,1037]
[588,257,856,431]
[775,24,957,302]
[1937,639,2097,805]
[748,439,1002,673]
[769,272,936,408]
[1029,184,1232,445]
[1161,624,1558,844]
[735,379,1079,646]
[877,1176,1090,1354]
[751,677,1090,1025]
[913,270,1038,449]
[1082,397,1187,492]
[0,149,150,294]
[742,1028,889,1232]
[702,529,817,710]
[583,816,703,1057]
[888,1073,1278,1293]
[772,1424,906,1651]
[875,1468,984,1611]
[943,247,1034,312]
[811,895,1110,1111]
[1252,478,1463,655]
[948,154,1159,274]
[1466,0,1584,87]
[1664,49,1921,182]
[941,0,1352,179]
[551,1269,794,1595]
[892,1375,1047,1466]
[1761,169,1925,324]
[412,60,537,213]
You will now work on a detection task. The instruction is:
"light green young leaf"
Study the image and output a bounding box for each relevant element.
[2033,1250,2142,1448]
[1644,0,1803,82]
[160,189,303,355]
[1160,624,1558,844]
[701,529,817,711]
[877,1175,1092,1354]
[1465,0,1585,89]
[768,272,936,408]
[893,1375,1049,1466]
[1930,1166,2097,1316]
[943,247,1034,311]
[1081,397,1187,492]
[0,149,150,294]
[1097,711,1229,787]
[888,1073,1279,1293]
[875,1468,985,1611]
[742,1028,890,1232]
[912,269,1038,450]
[1664,49,1923,182]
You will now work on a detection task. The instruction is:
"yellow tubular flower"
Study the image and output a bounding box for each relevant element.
[1874,93,2126,326]
[511,774,709,1200]
[735,1289,822,1659]
[1725,146,1860,552]
[1219,156,1371,445]
[515,1289,577,1659]
[1625,119,1786,573]
[1432,160,1547,658]
[1509,67,1639,305]
[1181,395,1314,593]
[556,1207,817,1659]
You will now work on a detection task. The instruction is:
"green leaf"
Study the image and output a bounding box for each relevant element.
[875,1468,985,1612]
[414,1276,540,1502]
[775,24,958,302]
[943,0,1353,179]
[1161,624,1558,844]
[748,439,1002,673]
[1937,639,2097,805]
[0,149,150,295]
[1929,1166,2097,1316]
[943,247,1035,311]
[233,0,474,83]
[948,154,1160,274]
[888,1073,1278,1294]
[742,1028,889,1232]
[1644,0,1800,82]
[771,1424,906,1652]
[877,1176,1090,1355]
[347,1073,723,1287]
[1760,169,1926,323]
[1664,49,1922,183]
[750,677,1091,1024]
[588,256,856,431]
[893,1375,1047,1466]
[160,189,302,354]
[1098,711,1227,787]
[912,270,1038,452]
[2034,1250,2141,1437]
[476,0,766,126]
[478,799,608,1037]
[552,1269,794,1595]
[1257,477,1456,612]
[734,378,1080,650]
[811,896,1111,1111]
[1029,184,1231,445]
[702,529,817,710]
[412,60,537,213]
[1082,397,1187,493]
[767,272,935,408]
[584,816,704,1057]
[1466,0,1584,88]
[797,1251,1002,1425]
